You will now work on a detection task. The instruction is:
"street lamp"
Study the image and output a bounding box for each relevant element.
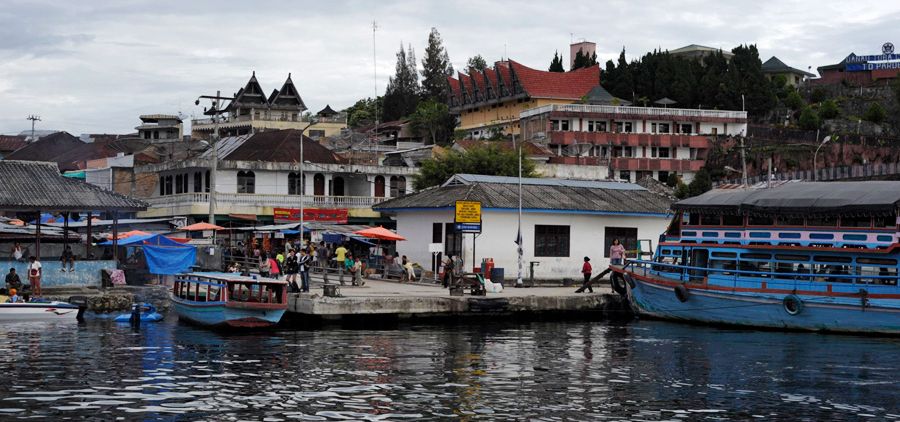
[298,116,318,245]
[813,135,832,181]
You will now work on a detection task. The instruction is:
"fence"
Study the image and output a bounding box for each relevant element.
[717,162,900,186]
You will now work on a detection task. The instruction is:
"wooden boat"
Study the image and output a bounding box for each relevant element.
[171,272,288,328]
[613,181,900,335]
[0,301,81,322]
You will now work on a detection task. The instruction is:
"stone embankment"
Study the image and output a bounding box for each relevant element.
[45,285,170,314]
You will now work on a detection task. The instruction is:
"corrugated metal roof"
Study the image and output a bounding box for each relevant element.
[199,134,251,159]
[444,174,646,190]
[201,130,339,164]
[0,161,147,211]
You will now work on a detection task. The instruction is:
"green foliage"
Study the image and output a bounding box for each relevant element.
[892,78,900,104]
[798,106,820,130]
[818,99,840,119]
[686,168,712,198]
[413,145,538,190]
[420,28,453,102]
[601,45,776,117]
[548,51,565,72]
[382,43,420,122]
[665,172,680,188]
[863,102,886,124]
[673,181,689,199]
[784,90,805,110]
[810,88,828,104]
[571,48,598,71]
[344,97,381,128]
[410,100,451,145]
[466,55,488,72]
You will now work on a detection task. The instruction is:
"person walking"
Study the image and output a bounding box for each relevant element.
[335,243,348,285]
[298,249,312,292]
[575,256,593,293]
[268,254,281,279]
[27,256,42,297]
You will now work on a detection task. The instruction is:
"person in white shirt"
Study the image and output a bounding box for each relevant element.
[27,256,42,296]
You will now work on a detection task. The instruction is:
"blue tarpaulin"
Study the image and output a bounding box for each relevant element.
[144,244,196,275]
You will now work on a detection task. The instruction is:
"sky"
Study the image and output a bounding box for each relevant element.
[1,0,898,135]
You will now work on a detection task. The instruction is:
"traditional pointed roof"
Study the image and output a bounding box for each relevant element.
[268,73,307,111]
[317,104,338,116]
[229,71,268,107]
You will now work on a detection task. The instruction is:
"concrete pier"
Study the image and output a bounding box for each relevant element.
[285,276,631,324]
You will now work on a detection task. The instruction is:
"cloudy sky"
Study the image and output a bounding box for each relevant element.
[1,0,898,135]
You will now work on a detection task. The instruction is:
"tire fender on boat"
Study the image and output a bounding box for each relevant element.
[623,273,636,289]
[611,273,627,296]
[674,284,690,303]
[783,294,804,316]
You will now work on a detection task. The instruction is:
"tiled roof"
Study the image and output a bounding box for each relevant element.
[1,131,123,171]
[0,161,147,211]
[508,60,600,99]
[762,57,815,77]
[0,135,26,153]
[453,139,555,158]
[214,129,340,164]
[374,174,671,214]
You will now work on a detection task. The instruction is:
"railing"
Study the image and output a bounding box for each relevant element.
[716,162,900,186]
[143,193,389,208]
[191,114,347,127]
[521,104,748,120]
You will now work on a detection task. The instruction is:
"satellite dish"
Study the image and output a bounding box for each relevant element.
[565,143,592,157]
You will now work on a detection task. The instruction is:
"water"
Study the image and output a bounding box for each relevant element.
[0,318,898,421]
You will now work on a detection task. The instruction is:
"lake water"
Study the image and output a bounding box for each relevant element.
[0,318,898,421]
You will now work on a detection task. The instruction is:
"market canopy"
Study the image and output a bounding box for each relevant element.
[107,230,150,240]
[179,222,225,231]
[353,226,406,241]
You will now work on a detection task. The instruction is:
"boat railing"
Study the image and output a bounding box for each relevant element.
[623,259,898,288]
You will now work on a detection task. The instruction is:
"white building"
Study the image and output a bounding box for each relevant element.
[374,174,672,282]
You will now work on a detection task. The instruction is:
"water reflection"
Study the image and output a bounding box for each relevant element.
[0,319,897,420]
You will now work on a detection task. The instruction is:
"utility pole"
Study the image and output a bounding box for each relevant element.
[299,118,317,246]
[373,21,379,138]
[26,115,41,142]
[515,133,524,288]
[196,91,234,225]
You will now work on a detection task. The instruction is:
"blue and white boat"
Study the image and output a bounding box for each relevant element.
[171,272,288,328]
[612,181,900,335]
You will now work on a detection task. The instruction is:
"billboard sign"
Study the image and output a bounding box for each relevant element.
[274,207,348,224]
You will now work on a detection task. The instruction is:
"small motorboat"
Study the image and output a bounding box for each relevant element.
[0,301,82,322]
[114,303,164,323]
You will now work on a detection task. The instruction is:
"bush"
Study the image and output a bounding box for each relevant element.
[810,87,828,104]
[666,172,680,188]
[673,182,689,199]
[784,90,805,110]
[798,106,820,130]
[819,99,840,119]
[863,103,886,124]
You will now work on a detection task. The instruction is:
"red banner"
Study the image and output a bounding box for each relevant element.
[274,207,348,224]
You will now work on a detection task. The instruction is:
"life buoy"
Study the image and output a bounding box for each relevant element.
[611,273,627,296]
[674,284,690,303]
[783,294,804,316]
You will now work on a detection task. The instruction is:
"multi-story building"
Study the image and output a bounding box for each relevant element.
[761,57,815,87]
[447,60,600,139]
[668,44,734,61]
[191,72,347,141]
[519,103,748,183]
[135,129,415,225]
[136,114,183,142]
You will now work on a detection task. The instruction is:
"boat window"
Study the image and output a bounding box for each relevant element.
[748,215,774,226]
[741,253,772,260]
[857,258,897,266]
[687,213,700,225]
[711,251,737,258]
[689,249,708,280]
[775,254,809,262]
[812,264,852,283]
[874,216,896,229]
[700,214,721,225]
[722,215,744,226]
[857,265,898,285]
[814,255,852,263]
[777,216,805,226]
[840,215,872,228]
[806,215,837,227]
[709,259,736,276]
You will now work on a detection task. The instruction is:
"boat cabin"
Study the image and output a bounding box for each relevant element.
[173,273,287,306]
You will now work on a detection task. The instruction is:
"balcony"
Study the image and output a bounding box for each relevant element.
[191,114,347,127]
[610,158,704,172]
[143,193,388,210]
[548,131,712,147]
[520,103,748,121]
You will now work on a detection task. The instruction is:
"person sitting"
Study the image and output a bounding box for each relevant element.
[5,268,22,292]
[6,288,22,303]
[60,245,75,272]
[227,262,241,274]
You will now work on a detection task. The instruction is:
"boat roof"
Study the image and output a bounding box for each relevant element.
[180,272,288,285]
[674,182,900,216]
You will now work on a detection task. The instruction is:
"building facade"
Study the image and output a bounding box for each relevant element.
[519,103,748,183]
[136,114,183,142]
[191,73,348,141]
[447,60,601,138]
[761,56,815,87]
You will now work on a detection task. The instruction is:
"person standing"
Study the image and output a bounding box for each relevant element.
[268,254,281,279]
[609,238,626,265]
[575,256,593,293]
[441,255,453,288]
[317,242,329,269]
[298,249,312,292]
[258,252,271,278]
[27,256,41,297]
[335,243,348,285]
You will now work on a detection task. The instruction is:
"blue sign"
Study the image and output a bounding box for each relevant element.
[455,223,482,233]
[846,52,900,63]
[846,62,900,72]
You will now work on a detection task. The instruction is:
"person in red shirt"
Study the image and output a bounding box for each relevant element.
[575,256,593,293]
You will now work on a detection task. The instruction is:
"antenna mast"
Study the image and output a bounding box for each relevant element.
[373,20,379,138]
[26,115,41,142]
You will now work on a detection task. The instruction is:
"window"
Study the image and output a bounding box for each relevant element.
[680,124,693,134]
[651,123,657,133]
[560,120,570,131]
[594,121,607,132]
[777,216,804,226]
[205,170,210,193]
[313,173,325,195]
[193,172,202,193]
[333,176,345,196]
[535,225,570,257]
[175,174,185,194]
[614,121,633,133]
[840,216,871,228]
[650,147,657,158]
[748,215,774,226]
[658,171,669,183]
[874,216,896,229]
[807,215,837,227]
[623,146,633,157]
[722,214,744,226]
[700,214,721,225]
[551,120,560,131]
[619,170,630,181]
[587,121,594,132]
[658,148,670,158]
[159,175,165,196]
[164,175,173,196]
[658,123,670,133]
[288,172,304,195]
[711,127,718,135]
[374,175,385,197]
[237,171,255,194]
[605,227,638,258]
[390,176,406,197]
[308,129,325,139]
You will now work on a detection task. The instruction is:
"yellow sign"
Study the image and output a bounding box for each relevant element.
[455,200,482,223]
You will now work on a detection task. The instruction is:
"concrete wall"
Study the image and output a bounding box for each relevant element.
[537,163,609,179]
[394,208,670,281]
[2,259,115,288]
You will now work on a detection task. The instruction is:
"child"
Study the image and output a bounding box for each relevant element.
[575,256,593,293]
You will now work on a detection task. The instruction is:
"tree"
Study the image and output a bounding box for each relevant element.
[798,106,820,130]
[892,78,900,104]
[863,102,886,124]
[382,43,420,122]
[819,99,840,119]
[410,100,450,145]
[413,145,538,189]
[344,97,381,128]
[686,168,712,198]
[466,54,488,72]
[810,88,828,104]
[784,90,805,110]
[665,172,680,188]
[421,28,454,101]
[571,48,598,71]
[548,51,564,72]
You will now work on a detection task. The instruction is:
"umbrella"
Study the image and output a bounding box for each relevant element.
[353,226,406,241]
[180,222,225,231]
[654,97,677,108]
[108,230,150,240]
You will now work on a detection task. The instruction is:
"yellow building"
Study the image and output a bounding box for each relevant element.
[191,72,347,140]
[447,60,601,138]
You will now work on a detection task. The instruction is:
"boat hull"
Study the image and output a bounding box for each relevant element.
[625,272,900,335]
[171,299,285,328]
[0,302,80,322]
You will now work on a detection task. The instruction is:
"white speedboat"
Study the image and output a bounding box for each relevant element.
[0,301,82,322]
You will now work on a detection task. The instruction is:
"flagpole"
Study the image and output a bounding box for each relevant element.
[515,133,524,288]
